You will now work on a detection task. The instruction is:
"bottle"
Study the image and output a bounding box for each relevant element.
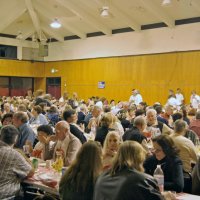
[153,165,164,192]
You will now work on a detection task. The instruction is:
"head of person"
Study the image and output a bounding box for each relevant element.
[169,89,174,96]
[12,111,28,128]
[128,108,135,117]
[110,141,146,175]
[4,103,11,112]
[152,134,179,161]
[59,141,102,192]
[31,105,42,117]
[63,109,77,123]
[0,125,20,146]
[18,104,27,112]
[63,92,68,99]
[191,90,196,95]
[55,121,70,141]
[110,100,115,106]
[174,119,187,135]
[37,125,54,142]
[137,102,147,110]
[134,116,146,132]
[100,113,115,128]
[131,89,135,95]
[177,88,181,94]
[165,105,173,115]
[1,113,13,126]
[172,112,183,122]
[92,106,102,118]
[146,109,157,125]
[154,105,163,115]
[103,131,121,154]
[135,109,145,117]
[196,111,200,120]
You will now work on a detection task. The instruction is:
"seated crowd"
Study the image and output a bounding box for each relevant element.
[1,89,200,200]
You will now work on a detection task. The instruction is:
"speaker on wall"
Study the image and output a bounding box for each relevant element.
[39,44,48,57]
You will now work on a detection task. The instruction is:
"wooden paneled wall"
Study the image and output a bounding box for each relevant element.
[1,51,200,105]
[44,51,200,105]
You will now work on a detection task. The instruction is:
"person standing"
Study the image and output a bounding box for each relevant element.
[175,88,184,106]
[190,90,200,109]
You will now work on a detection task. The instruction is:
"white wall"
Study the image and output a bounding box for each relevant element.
[45,23,200,61]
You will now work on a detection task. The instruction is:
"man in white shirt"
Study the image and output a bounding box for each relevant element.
[129,89,143,106]
[190,90,200,109]
[175,88,184,105]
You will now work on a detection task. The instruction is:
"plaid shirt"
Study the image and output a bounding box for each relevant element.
[0,141,32,199]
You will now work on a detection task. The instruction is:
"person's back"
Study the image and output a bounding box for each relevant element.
[0,125,34,199]
[94,167,163,200]
[171,134,197,172]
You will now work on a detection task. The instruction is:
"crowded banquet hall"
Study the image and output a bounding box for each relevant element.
[1,0,200,200]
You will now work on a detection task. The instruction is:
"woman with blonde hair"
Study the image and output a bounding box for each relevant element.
[102,131,121,170]
[59,141,102,200]
[94,141,165,200]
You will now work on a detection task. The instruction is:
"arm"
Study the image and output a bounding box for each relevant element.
[64,139,81,166]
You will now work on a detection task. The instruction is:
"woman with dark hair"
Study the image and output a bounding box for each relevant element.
[94,141,167,200]
[59,141,102,200]
[144,134,184,192]
[1,112,13,126]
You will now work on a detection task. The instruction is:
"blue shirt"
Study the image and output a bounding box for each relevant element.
[15,123,36,149]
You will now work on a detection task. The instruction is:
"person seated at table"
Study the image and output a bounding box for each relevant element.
[32,125,54,159]
[0,125,34,200]
[146,109,173,136]
[29,105,48,125]
[102,131,121,170]
[13,111,35,149]
[59,141,102,200]
[1,112,13,126]
[44,121,82,166]
[93,141,171,200]
[192,158,200,195]
[123,116,149,151]
[144,134,184,192]
[171,120,198,173]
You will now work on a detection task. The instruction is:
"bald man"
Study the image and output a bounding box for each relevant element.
[44,121,82,166]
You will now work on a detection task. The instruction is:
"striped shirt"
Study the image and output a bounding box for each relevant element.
[0,141,32,199]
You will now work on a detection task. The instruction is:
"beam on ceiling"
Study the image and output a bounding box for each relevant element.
[34,1,86,39]
[16,28,35,40]
[42,26,64,42]
[0,6,27,32]
[140,0,175,28]
[25,0,47,41]
[55,0,112,35]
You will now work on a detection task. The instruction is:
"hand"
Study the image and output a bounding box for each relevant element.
[79,123,85,132]
[162,191,176,200]
[47,135,58,142]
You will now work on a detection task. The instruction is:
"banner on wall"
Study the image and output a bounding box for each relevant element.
[98,81,105,89]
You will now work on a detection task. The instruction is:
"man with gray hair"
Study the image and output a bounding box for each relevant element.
[0,125,34,199]
[171,119,197,172]
[146,109,172,136]
[123,116,149,151]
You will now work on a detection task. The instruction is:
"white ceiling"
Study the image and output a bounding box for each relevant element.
[1,0,200,43]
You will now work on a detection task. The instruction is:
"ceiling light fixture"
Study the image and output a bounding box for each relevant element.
[100,6,109,17]
[50,19,61,29]
[162,0,171,6]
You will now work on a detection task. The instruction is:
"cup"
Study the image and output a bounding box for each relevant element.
[46,160,52,169]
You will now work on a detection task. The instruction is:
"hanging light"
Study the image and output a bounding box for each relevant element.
[162,0,171,6]
[50,19,61,29]
[100,6,109,17]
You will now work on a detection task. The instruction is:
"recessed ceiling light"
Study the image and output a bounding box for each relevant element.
[100,6,109,17]
[162,0,171,6]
